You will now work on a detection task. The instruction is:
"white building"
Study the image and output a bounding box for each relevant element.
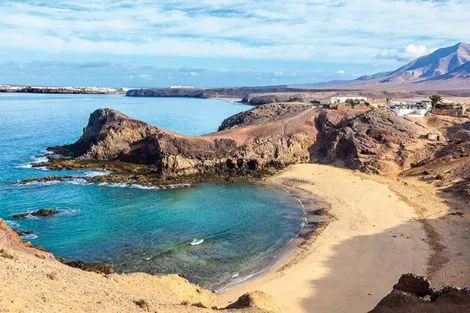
[388,101,432,117]
[169,85,195,89]
[330,96,368,104]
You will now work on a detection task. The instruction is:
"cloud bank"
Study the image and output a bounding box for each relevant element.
[1,0,469,62]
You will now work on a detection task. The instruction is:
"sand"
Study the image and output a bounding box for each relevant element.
[2,163,469,313]
[220,164,469,313]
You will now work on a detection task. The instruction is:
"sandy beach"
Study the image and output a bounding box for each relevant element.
[219,163,470,312]
[1,162,469,312]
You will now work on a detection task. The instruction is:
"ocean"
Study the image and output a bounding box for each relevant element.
[0,93,303,289]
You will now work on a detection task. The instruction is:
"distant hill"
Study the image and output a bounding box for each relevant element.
[305,42,470,91]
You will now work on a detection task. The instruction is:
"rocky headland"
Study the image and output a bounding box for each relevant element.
[125,86,311,99]
[24,100,470,201]
[0,85,125,94]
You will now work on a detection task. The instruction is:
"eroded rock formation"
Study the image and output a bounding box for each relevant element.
[370,274,470,313]
[29,102,468,200]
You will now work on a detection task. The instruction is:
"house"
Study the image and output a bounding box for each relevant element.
[387,100,432,117]
[169,85,195,89]
[330,96,368,105]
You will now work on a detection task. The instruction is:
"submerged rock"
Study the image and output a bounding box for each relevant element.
[12,209,60,219]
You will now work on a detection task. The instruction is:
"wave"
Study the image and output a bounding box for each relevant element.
[5,220,20,228]
[59,209,80,216]
[16,154,51,170]
[84,170,111,177]
[97,182,192,190]
[18,180,61,186]
[21,234,38,240]
[18,178,191,191]
[216,266,269,292]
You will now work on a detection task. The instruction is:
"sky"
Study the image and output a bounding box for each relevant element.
[0,0,469,87]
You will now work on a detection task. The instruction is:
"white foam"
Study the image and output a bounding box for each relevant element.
[190,238,204,246]
[21,234,38,240]
[18,180,60,186]
[60,209,80,215]
[84,170,111,177]
[5,220,20,228]
[17,177,191,191]
[217,266,269,292]
[16,163,33,169]
[31,155,49,164]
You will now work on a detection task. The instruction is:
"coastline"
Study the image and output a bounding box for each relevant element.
[218,163,469,313]
[2,163,469,312]
[215,180,330,292]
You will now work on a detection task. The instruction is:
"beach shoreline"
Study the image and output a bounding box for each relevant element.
[218,163,470,313]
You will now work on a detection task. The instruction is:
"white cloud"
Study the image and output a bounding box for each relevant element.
[404,44,428,59]
[336,69,346,75]
[0,1,468,62]
[376,44,430,62]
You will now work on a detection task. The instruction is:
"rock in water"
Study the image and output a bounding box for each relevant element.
[12,209,60,219]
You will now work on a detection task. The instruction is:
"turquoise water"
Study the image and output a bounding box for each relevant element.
[0,93,303,289]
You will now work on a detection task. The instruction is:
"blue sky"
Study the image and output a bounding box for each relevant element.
[0,0,469,87]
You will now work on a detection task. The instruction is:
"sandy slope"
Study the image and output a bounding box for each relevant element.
[220,164,466,313]
[0,219,272,313]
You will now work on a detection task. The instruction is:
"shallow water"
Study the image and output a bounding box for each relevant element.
[0,93,303,289]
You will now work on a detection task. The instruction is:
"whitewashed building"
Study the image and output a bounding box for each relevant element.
[169,85,195,89]
[387,101,432,117]
[330,96,368,104]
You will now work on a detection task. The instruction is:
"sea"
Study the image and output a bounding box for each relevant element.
[0,93,304,290]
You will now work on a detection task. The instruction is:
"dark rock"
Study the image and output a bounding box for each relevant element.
[12,209,60,219]
[393,273,432,297]
[225,291,280,312]
[40,106,444,185]
[58,258,115,275]
[13,229,34,236]
[370,274,470,313]
[125,86,309,99]
[218,102,312,130]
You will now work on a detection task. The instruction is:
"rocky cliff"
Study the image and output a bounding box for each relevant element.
[42,104,434,182]
[36,103,469,199]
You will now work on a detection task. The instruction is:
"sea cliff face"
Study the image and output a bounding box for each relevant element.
[45,105,427,179]
[31,102,469,200]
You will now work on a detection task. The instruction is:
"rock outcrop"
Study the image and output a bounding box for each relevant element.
[47,107,321,180]
[403,116,470,199]
[370,274,470,313]
[36,104,454,184]
[312,109,436,174]
[218,102,312,130]
[125,86,309,99]
[241,93,319,106]
[225,291,280,312]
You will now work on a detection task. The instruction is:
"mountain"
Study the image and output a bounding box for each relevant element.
[305,42,470,91]
[378,42,470,84]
